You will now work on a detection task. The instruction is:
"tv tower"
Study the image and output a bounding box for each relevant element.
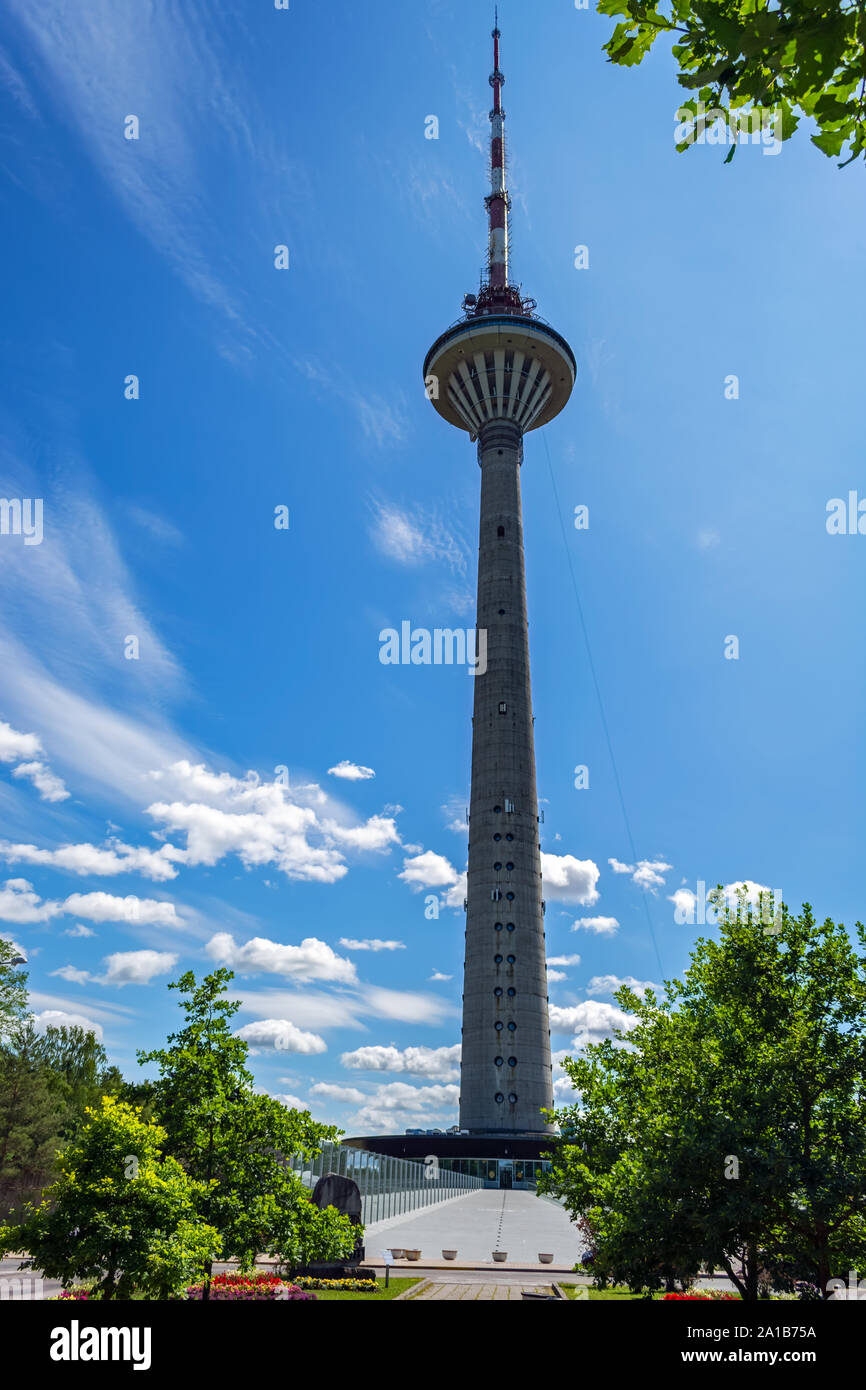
[424,15,575,1136]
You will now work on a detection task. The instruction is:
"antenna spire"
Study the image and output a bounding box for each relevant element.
[487,12,508,291]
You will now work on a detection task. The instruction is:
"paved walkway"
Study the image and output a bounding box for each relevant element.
[366,1188,585,1268]
[403,1279,559,1301]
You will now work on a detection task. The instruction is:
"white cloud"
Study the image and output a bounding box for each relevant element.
[0,720,42,762]
[632,860,672,891]
[0,877,60,923]
[309,1082,366,1105]
[146,760,397,882]
[126,505,184,547]
[99,950,178,986]
[541,853,600,904]
[322,815,399,853]
[0,839,182,881]
[271,1093,309,1112]
[327,760,375,782]
[547,954,582,967]
[697,528,721,550]
[429,970,452,982]
[340,1043,460,1082]
[668,880,775,924]
[723,879,773,906]
[571,916,619,936]
[339,938,405,952]
[347,1081,460,1134]
[206,932,357,984]
[397,850,466,910]
[0,721,68,801]
[398,850,459,890]
[0,880,180,927]
[547,969,567,982]
[369,501,466,574]
[549,1000,637,1049]
[50,965,91,985]
[359,986,452,1026]
[3,0,273,345]
[62,892,181,926]
[608,858,632,875]
[52,950,177,987]
[237,990,365,1033]
[607,857,672,891]
[669,887,696,920]
[234,1018,327,1055]
[63,923,95,938]
[11,760,69,802]
[586,975,657,998]
[32,1009,103,1039]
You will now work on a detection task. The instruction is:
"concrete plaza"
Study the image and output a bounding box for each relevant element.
[365,1188,586,1269]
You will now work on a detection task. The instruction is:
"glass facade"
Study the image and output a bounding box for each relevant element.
[283,1142,552,1220]
[283,1140,484,1224]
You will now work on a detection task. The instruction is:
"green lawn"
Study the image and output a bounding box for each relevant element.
[561,1284,741,1301]
[563,1284,670,1301]
[313,1277,421,1301]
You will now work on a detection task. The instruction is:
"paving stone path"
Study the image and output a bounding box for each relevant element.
[404,1279,558,1301]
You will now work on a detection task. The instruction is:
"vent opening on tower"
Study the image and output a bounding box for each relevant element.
[497,525,505,537]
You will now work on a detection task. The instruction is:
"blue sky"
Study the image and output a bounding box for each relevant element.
[0,0,864,1135]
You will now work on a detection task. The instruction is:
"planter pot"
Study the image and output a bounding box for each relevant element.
[405,1250,422,1261]
[492,1251,508,1263]
[442,1250,458,1260]
[538,1253,554,1264]
[389,1249,405,1260]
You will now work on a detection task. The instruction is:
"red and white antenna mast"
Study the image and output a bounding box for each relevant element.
[487,8,508,291]
[466,11,531,317]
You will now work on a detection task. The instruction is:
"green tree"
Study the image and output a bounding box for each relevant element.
[541,894,866,1299]
[138,969,355,1291]
[0,1025,60,1220]
[0,939,28,1039]
[33,1025,124,1139]
[0,1096,221,1299]
[598,1,866,165]
[0,1020,126,1220]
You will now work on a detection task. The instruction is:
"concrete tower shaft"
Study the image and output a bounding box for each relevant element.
[461,418,553,1134]
[422,19,574,1137]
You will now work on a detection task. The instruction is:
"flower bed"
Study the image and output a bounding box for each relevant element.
[663,1292,739,1301]
[293,1276,378,1293]
[185,1272,314,1301]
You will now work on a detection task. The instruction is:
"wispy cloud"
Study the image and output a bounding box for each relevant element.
[368,499,468,575]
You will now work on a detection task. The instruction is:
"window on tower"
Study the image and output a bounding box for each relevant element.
[497,526,505,537]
